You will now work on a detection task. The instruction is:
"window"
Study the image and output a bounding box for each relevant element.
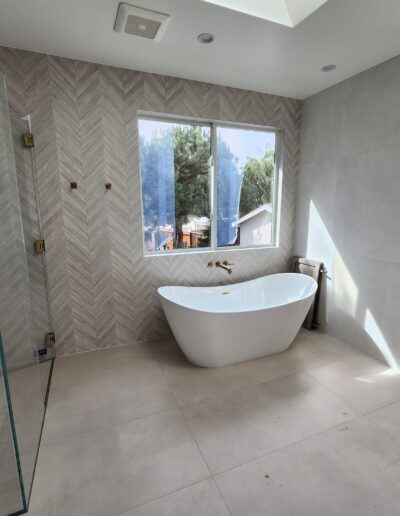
[138,116,280,254]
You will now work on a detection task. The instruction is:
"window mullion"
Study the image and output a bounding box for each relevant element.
[210,123,217,251]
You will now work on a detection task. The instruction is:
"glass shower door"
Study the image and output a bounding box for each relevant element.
[0,341,23,515]
[9,110,55,382]
[0,75,54,515]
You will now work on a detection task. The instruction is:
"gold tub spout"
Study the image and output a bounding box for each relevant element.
[215,260,233,274]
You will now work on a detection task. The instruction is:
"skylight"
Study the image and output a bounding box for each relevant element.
[201,0,328,27]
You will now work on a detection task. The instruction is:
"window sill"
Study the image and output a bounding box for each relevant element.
[143,244,279,258]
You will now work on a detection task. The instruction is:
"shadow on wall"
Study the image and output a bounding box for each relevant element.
[304,200,399,370]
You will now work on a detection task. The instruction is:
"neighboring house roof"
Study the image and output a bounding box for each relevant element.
[234,203,273,226]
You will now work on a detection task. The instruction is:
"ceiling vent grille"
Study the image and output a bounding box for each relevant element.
[114,3,170,40]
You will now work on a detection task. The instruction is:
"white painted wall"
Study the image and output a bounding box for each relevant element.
[295,55,400,369]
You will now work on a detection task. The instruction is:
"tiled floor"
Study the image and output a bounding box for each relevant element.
[1,361,50,515]
[27,330,400,516]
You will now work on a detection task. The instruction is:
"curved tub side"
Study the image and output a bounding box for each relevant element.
[159,293,315,367]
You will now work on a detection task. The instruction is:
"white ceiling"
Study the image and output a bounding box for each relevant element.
[0,0,399,99]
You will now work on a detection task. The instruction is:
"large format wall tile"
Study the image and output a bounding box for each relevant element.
[0,46,301,356]
[295,54,400,366]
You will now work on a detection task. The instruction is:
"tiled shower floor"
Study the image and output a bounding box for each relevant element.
[27,330,400,515]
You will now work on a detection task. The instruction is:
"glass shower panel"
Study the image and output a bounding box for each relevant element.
[0,73,53,514]
[0,340,23,515]
[9,111,55,395]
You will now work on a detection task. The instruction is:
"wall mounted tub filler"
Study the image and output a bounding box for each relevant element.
[158,273,317,367]
[215,260,233,274]
[208,260,234,274]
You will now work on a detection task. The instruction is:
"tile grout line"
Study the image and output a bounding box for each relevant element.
[156,356,234,516]
[109,356,232,516]
[306,367,400,417]
[156,351,336,515]
[148,335,370,412]
[42,346,180,447]
[147,339,391,482]
[40,405,179,449]
[176,404,234,516]
[209,475,234,516]
[211,400,400,480]
[56,335,175,360]
[36,373,211,516]
[114,478,216,516]
[302,369,364,414]
[42,354,400,512]
[37,335,400,514]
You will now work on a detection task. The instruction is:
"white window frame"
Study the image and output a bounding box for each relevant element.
[137,112,284,256]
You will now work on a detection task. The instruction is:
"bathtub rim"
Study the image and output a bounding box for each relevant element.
[157,272,317,315]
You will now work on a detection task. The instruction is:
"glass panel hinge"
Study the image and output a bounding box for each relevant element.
[23,133,34,148]
[46,333,55,348]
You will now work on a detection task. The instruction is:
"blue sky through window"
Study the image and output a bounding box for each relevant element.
[217,127,275,170]
[138,120,275,168]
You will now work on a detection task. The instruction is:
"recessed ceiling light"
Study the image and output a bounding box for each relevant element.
[197,33,214,44]
[321,64,337,72]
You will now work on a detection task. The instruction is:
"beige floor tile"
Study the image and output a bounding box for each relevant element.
[182,372,357,474]
[308,353,400,413]
[0,453,23,516]
[283,329,363,370]
[26,330,400,515]
[5,365,46,496]
[27,482,107,516]
[43,343,176,444]
[368,401,400,441]
[215,417,400,516]
[150,338,293,407]
[29,409,210,516]
[123,479,230,516]
[151,330,361,407]
[149,339,246,404]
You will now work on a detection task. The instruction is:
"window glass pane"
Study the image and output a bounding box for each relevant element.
[139,119,211,252]
[216,127,276,247]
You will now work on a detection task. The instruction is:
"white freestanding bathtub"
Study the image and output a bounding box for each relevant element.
[158,273,318,367]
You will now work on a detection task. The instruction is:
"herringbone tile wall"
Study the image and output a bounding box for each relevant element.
[0,46,301,356]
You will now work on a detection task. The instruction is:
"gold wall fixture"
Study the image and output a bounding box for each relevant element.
[23,132,34,148]
[105,182,112,190]
[34,239,46,254]
[215,260,234,274]
[46,332,56,348]
[70,181,78,189]
[207,261,234,274]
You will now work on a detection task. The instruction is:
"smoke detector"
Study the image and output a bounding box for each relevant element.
[114,3,170,40]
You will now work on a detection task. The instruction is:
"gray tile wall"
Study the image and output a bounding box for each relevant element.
[0,47,301,356]
[295,55,400,367]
